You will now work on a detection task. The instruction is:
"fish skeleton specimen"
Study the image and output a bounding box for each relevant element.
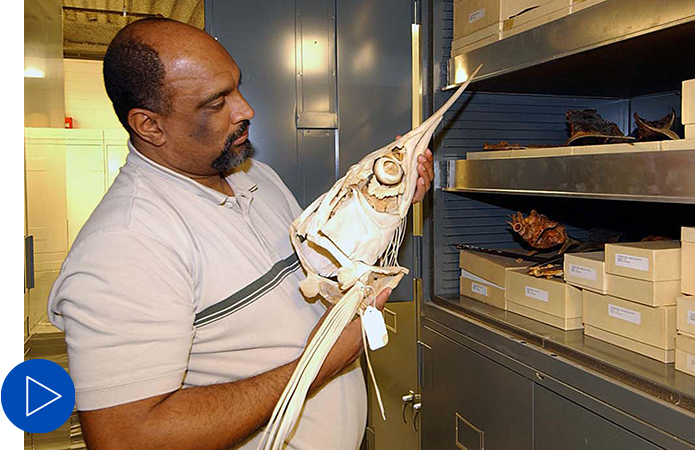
[258,66,482,450]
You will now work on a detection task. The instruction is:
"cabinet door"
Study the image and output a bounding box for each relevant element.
[25,142,68,254]
[421,326,533,450]
[534,385,662,450]
[366,301,418,450]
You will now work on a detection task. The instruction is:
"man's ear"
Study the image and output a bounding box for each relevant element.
[128,109,166,147]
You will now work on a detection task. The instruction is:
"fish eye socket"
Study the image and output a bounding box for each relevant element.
[373,156,404,185]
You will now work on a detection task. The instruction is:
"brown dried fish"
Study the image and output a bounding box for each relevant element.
[565,109,634,145]
[634,110,680,141]
[508,210,569,251]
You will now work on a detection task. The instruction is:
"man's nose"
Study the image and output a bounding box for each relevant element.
[232,92,255,123]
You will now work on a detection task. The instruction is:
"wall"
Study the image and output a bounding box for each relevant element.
[24,0,65,128]
[64,59,122,129]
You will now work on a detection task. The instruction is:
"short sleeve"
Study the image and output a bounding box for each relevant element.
[47,230,196,411]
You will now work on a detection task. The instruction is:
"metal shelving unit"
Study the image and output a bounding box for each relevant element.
[445,149,695,204]
[448,0,695,97]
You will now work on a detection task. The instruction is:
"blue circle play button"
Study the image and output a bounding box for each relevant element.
[1,359,76,433]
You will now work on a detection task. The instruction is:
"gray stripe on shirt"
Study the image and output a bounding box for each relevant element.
[194,253,301,327]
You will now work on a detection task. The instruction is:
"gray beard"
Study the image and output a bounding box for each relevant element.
[211,132,254,173]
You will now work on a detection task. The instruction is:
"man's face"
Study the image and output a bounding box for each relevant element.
[158,41,256,177]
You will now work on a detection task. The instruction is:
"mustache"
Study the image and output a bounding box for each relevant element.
[228,120,250,144]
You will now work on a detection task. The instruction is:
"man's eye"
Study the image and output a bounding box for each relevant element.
[209,99,225,110]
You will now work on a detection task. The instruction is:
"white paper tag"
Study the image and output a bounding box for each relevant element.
[615,253,649,272]
[687,354,695,373]
[569,264,597,281]
[687,310,695,326]
[471,282,489,297]
[361,306,389,351]
[469,8,485,23]
[608,304,641,325]
[525,286,548,302]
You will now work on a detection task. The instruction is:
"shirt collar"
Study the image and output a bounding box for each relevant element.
[126,140,258,205]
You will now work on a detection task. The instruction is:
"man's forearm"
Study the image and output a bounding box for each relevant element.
[81,359,299,450]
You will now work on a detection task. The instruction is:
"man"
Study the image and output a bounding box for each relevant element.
[48,18,433,450]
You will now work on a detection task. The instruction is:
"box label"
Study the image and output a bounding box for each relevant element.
[615,253,649,272]
[569,264,597,281]
[471,282,489,297]
[525,286,549,302]
[608,304,641,325]
[688,310,695,326]
[469,8,485,23]
[688,355,695,373]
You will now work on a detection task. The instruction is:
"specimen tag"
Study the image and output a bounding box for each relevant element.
[361,306,389,351]
[615,253,649,272]
[471,282,489,297]
[569,264,597,281]
[688,355,695,373]
[469,8,485,23]
[608,304,641,325]
[525,286,549,303]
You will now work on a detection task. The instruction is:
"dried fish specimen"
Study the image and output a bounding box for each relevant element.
[527,263,563,279]
[565,109,634,145]
[258,68,483,450]
[634,110,680,141]
[482,141,557,151]
[507,210,578,254]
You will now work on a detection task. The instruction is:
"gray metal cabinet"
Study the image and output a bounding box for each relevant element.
[534,385,662,450]
[420,325,534,450]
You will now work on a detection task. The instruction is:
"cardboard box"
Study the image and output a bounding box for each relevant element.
[570,0,607,13]
[508,302,583,330]
[585,325,674,363]
[606,274,680,307]
[661,139,694,151]
[683,78,695,125]
[683,227,695,295]
[501,0,551,19]
[677,295,695,336]
[501,0,570,38]
[564,251,607,294]
[675,333,695,377]
[454,0,502,40]
[451,23,501,55]
[686,125,695,139]
[605,241,681,282]
[507,270,583,329]
[459,249,527,288]
[570,141,660,155]
[460,272,507,309]
[583,290,676,350]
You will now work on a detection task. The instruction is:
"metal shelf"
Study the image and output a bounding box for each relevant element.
[448,0,695,97]
[445,149,695,204]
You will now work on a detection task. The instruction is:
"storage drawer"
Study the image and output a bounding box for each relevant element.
[420,326,533,450]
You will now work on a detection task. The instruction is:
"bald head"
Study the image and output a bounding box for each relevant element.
[103,18,222,134]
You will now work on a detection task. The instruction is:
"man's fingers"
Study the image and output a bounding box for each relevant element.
[374,288,392,311]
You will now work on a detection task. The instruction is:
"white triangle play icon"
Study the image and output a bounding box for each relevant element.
[26,376,62,417]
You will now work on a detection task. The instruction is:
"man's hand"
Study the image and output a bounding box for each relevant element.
[310,288,392,390]
[412,148,434,204]
[395,134,434,204]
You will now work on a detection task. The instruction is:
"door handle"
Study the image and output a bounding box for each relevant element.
[401,391,414,423]
[412,402,421,432]
[25,235,35,291]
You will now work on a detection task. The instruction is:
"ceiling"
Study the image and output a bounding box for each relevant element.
[62,0,204,59]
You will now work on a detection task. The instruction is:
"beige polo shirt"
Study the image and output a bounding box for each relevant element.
[47,142,366,449]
